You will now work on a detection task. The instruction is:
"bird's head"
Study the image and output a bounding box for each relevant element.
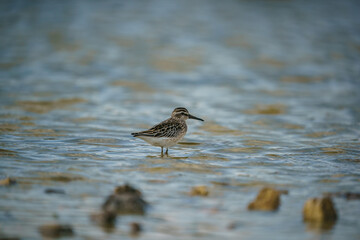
[171,107,204,121]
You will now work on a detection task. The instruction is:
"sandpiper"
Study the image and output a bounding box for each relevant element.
[131,107,204,156]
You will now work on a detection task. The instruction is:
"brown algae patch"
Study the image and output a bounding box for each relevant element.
[103,144,122,148]
[0,123,20,132]
[48,31,80,52]
[244,104,286,115]
[140,162,221,174]
[331,174,347,178]
[306,132,336,138]
[147,179,168,184]
[191,154,229,161]
[27,129,55,134]
[19,116,35,121]
[144,157,187,164]
[0,148,17,157]
[243,139,274,146]
[111,80,155,93]
[63,153,104,160]
[210,181,230,186]
[25,128,64,137]
[33,91,54,97]
[20,121,36,126]
[282,123,304,129]
[200,121,244,136]
[72,117,97,123]
[0,59,24,69]
[247,162,278,166]
[249,56,286,68]
[17,97,86,114]
[260,89,288,97]
[339,158,360,163]
[225,35,252,49]
[150,55,202,72]
[318,179,340,183]
[223,147,262,153]
[232,181,293,189]
[178,141,202,146]
[140,167,174,174]
[76,50,98,66]
[266,154,284,159]
[321,148,345,154]
[111,36,135,47]
[281,75,326,83]
[19,172,89,184]
[252,119,273,127]
[0,113,19,119]
[79,138,117,144]
[172,162,220,171]
[41,173,86,182]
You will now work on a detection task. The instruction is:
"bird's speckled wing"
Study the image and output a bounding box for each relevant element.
[132,119,185,138]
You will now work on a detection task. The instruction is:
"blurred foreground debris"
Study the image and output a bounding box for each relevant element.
[323,191,360,200]
[38,224,74,238]
[44,188,65,194]
[0,177,16,186]
[90,211,117,230]
[129,222,142,236]
[303,197,337,223]
[91,184,147,232]
[248,187,281,211]
[189,185,209,197]
[102,184,147,215]
[0,236,20,240]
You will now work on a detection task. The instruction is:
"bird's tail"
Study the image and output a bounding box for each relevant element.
[131,132,139,137]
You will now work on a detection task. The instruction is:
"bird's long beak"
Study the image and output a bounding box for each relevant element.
[188,114,204,121]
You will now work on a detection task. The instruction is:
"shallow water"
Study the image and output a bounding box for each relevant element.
[1,0,360,239]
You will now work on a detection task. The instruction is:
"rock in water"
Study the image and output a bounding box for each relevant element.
[0,236,20,240]
[324,191,360,201]
[0,177,16,186]
[44,188,65,194]
[247,187,281,211]
[129,222,142,236]
[38,224,74,238]
[90,211,117,230]
[303,197,337,223]
[190,185,209,197]
[102,184,147,215]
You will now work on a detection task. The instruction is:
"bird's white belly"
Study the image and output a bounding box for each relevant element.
[138,135,184,148]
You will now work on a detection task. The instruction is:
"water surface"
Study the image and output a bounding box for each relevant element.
[0,0,360,239]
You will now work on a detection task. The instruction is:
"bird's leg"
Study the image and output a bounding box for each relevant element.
[161,147,164,157]
[165,148,169,156]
